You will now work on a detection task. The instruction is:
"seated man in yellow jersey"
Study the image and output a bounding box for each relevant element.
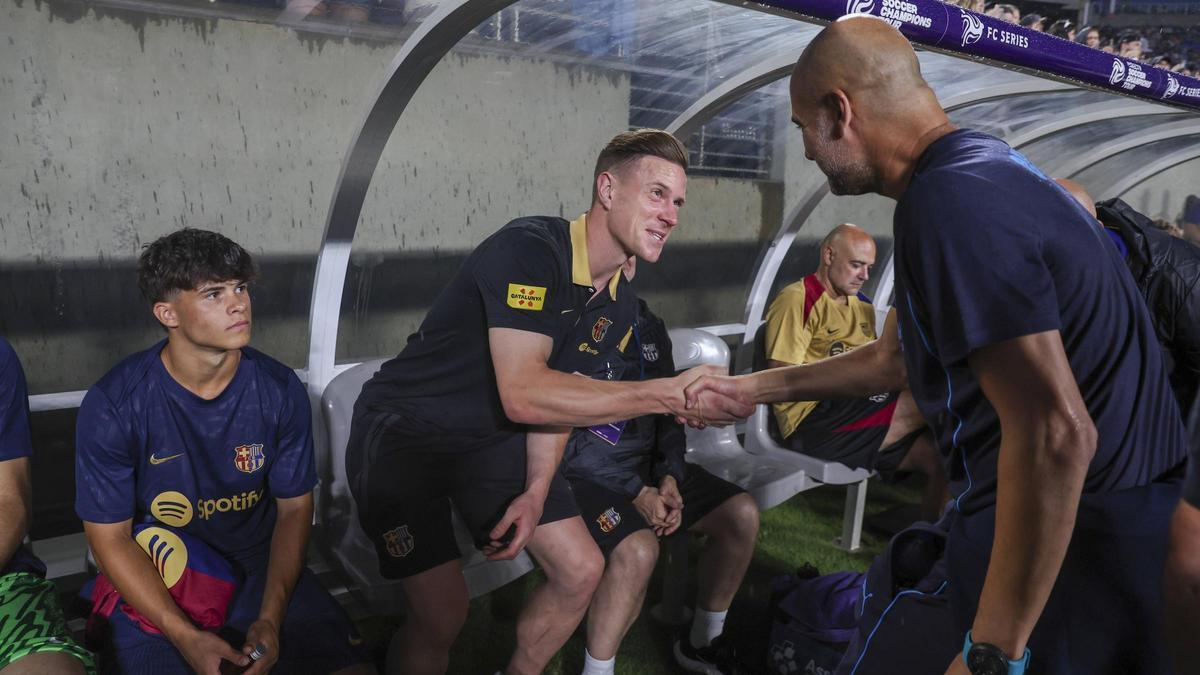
[765,224,946,520]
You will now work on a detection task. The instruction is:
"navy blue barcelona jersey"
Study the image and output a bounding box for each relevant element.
[893,129,1186,516]
[0,337,45,576]
[75,342,317,565]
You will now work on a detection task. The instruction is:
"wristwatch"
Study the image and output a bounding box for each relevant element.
[962,630,1030,675]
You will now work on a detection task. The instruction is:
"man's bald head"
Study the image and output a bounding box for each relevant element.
[789,17,951,198]
[1055,178,1098,219]
[818,223,876,299]
[791,16,935,118]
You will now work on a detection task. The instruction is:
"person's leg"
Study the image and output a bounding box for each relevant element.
[689,492,758,618]
[393,560,470,675]
[0,572,94,675]
[584,529,659,662]
[0,652,87,675]
[1165,499,1200,674]
[884,391,947,520]
[506,516,604,675]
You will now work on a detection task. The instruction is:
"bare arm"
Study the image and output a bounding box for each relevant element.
[960,330,1097,662]
[85,520,247,674]
[243,493,313,673]
[483,425,570,561]
[684,310,907,417]
[489,327,728,426]
[0,457,30,570]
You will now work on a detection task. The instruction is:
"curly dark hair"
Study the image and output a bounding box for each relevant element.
[137,228,257,303]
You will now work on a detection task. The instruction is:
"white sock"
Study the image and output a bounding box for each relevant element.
[582,648,616,675]
[690,608,728,648]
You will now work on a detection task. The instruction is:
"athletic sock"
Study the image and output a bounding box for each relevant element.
[582,648,616,675]
[689,608,728,648]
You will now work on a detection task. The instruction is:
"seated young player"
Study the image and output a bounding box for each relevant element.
[0,337,94,674]
[764,224,946,519]
[74,229,375,675]
[561,297,760,675]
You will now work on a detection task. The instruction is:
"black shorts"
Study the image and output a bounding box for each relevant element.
[568,465,745,556]
[786,392,899,473]
[348,412,580,579]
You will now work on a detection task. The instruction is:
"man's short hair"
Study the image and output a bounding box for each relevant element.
[592,129,689,202]
[1119,32,1141,46]
[137,228,256,303]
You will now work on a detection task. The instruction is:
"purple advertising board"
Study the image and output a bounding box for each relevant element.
[747,0,1200,112]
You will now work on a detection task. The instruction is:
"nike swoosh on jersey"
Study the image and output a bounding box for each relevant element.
[149,452,185,465]
[561,309,575,314]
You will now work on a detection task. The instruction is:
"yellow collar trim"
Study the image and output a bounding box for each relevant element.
[569,214,620,300]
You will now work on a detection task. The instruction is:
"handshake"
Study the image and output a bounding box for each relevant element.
[665,365,756,428]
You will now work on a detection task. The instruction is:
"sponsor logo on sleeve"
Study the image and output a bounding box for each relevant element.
[383,525,415,557]
[233,443,265,474]
[591,317,613,343]
[134,527,189,588]
[596,507,622,533]
[151,491,195,527]
[507,284,546,311]
[642,342,659,362]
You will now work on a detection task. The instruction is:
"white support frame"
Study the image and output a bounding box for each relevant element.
[1102,145,1200,199]
[1049,119,1200,179]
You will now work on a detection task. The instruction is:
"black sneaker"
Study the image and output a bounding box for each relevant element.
[673,633,743,674]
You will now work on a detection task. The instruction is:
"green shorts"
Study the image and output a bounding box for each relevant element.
[0,572,95,672]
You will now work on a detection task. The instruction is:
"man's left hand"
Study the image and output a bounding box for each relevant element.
[242,618,280,674]
[483,489,545,560]
[944,654,970,675]
[656,476,684,537]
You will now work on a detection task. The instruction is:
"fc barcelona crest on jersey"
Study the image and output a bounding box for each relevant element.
[592,317,613,343]
[596,507,622,533]
[383,525,415,557]
[234,444,265,474]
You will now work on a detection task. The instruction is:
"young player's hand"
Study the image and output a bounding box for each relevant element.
[484,490,544,560]
[173,626,248,675]
[241,618,280,674]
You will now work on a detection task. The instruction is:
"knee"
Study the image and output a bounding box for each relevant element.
[553,545,605,600]
[611,530,660,579]
[726,493,760,543]
[405,596,468,648]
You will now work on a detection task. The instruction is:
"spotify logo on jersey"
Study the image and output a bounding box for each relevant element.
[151,491,194,527]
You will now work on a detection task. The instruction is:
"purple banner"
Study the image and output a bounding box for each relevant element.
[751,0,1200,112]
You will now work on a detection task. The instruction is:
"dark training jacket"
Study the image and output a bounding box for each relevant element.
[1098,197,1200,416]
[560,299,687,499]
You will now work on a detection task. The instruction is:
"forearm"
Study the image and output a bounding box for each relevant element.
[87,526,198,641]
[970,422,1094,658]
[749,341,904,404]
[258,503,312,627]
[0,497,27,571]
[524,427,570,496]
[507,371,678,427]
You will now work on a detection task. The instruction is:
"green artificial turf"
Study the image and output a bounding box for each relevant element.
[354,476,925,674]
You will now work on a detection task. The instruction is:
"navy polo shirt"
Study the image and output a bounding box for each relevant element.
[355,214,638,454]
[893,129,1186,516]
[0,338,44,576]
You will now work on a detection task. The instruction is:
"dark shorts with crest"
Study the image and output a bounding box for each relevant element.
[350,412,580,579]
[568,464,745,556]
